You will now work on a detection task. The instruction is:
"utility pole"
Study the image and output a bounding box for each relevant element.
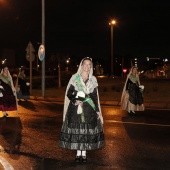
[41,0,45,97]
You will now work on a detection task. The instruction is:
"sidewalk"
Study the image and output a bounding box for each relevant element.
[30,88,170,110]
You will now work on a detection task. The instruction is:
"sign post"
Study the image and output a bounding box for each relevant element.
[26,41,35,94]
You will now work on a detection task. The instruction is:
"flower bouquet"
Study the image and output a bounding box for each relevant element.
[26,82,30,86]
[75,91,87,122]
[75,91,87,102]
[139,85,144,93]
[0,85,4,97]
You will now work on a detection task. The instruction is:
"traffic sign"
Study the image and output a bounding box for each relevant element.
[26,52,35,62]
[25,42,35,62]
[38,45,45,61]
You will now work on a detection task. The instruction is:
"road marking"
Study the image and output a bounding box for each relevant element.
[106,120,170,127]
[0,156,14,170]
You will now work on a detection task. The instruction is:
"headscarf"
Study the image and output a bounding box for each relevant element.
[63,57,103,124]
[15,68,26,91]
[18,69,26,80]
[120,66,140,109]
[0,67,16,93]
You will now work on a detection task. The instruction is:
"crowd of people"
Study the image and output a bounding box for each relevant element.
[0,60,145,163]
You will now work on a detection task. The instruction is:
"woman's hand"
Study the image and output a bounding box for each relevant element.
[76,100,83,106]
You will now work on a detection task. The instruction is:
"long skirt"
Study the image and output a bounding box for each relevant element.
[59,102,105,150]
[0,81,17,111]
[17,78,30,100]
[121,83,144,111]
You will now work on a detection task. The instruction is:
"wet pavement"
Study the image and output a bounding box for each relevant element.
[0,100,170,169]
[30,88,170,110]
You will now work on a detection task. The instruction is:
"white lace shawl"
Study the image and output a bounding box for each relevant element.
[63,58,103,124]
[121,66,140,105]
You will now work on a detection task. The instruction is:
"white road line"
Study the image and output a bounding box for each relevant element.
[0,156,14,170]
[106,120,170,127]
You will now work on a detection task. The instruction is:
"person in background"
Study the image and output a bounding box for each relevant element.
[0,65,17,117]
[121,66,144,115]
[59,57,105,162]
[15,68,30,101]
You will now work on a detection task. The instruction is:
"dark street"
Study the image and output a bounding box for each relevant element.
[0,100,170,170]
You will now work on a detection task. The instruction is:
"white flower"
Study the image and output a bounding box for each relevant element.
[76,91,85,99]
[139,85,144,93]
[139,85,144,90]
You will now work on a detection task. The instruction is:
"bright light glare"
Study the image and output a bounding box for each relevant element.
[109,20,116,25]
[0,0,7,5]
[111,20,116,24]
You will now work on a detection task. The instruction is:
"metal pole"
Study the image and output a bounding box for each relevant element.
[37,54,38,71]
[29,43,32,94]
[58,57,61,88]
[111,25,113,76]
[122,56,124,77]
[42,0,45,97]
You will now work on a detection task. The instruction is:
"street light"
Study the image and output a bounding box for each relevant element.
[66,58,70,71]
[109,20,116,76]
[2,59,6,65]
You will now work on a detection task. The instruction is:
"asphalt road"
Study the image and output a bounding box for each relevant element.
[0,100,170,170]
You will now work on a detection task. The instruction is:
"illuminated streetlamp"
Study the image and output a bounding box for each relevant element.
[109,20,116,76]
[2,59,6,65]
[66,58,70,71]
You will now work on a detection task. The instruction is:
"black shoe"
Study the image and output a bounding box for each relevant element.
[131,111,136,115]
[82,156,87,162]
[128,111,132,116]
[128,111,136,115]
[4,113,8,117]
[75,156,81,162]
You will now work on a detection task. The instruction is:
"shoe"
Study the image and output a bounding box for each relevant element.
[75,156,81,162]
[128,110,132,115]
[4,113,8,117]
[82,156,87,162]
[131,111,136,114]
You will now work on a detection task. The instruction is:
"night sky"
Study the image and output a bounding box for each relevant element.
[0,0,170,65]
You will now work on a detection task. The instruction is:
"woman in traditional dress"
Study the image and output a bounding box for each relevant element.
[121,66,144,115]
[15,69,30,101]
[0,66,17,117]
[59,57,105,162]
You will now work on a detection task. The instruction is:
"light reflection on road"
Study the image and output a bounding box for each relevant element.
[106,120,170,127]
